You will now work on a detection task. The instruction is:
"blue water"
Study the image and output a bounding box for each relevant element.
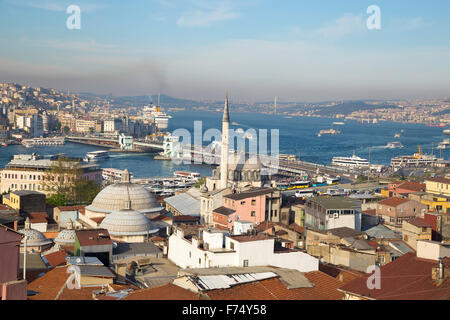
[1,111,448,178]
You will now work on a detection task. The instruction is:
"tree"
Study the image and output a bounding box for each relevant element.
[63,126,70,134]
[42,156,81,203]
[55,121,62,131]
[73,179,101,205]
[46,193,67,207]
[194,177,206,188]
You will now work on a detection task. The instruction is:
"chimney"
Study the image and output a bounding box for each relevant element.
[439,257,444,281]
[14,220,18,231]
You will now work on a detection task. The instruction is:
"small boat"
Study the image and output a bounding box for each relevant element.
[318,129,341,137]
[437,139,450,149]
[386,142,403,149]
[394,133,401,138]
[332,122,345,125]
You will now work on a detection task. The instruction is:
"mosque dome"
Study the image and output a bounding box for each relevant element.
[54,219,76,245]
[86,169,162,214]
[18,218,52,247]
[228,153,262,171]
[99,201,157,236]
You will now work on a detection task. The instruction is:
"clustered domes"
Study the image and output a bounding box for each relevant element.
[54,219,76,245]
[86,169,162,215]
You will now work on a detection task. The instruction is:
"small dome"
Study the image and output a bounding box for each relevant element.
[100,209,157,236]
[54,220,76,245]
[87,181,161,214]
[18,218,52,247]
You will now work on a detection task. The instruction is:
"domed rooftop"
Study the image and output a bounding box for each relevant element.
[86,169,162,214]
[18,218,52,247]
[54,219,76,245]
[100,201,158,236]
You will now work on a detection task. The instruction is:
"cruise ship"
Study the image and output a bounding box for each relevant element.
[331,155,369,168]
[142,104,170,130]
[390,146,438,168]
[84,150,109,162]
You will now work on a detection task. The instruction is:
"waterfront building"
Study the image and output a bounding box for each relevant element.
[168,226,318,272]
[0,153,102,194]
[304,197,362,231]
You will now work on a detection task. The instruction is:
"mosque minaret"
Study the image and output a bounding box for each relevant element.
[220,92,230,189]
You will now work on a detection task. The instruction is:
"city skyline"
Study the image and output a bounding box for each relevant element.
[0,0,450,101]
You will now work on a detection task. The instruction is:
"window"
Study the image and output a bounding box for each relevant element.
[251,199,256,205]
[240,201,246,205]
[378,255,385,264]
[251,211,255,217]
[230,242,234,250]
[243,260,249,267]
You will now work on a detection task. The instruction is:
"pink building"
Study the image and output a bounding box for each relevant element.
[213,188,278,231]
[0,225,27,300]
[0,154,102,194]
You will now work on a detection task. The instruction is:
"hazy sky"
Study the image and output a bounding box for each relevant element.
[1,0,450,102]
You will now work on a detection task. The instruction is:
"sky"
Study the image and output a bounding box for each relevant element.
[0,0,450,102]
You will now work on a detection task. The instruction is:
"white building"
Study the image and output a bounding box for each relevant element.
[168,227,319,272]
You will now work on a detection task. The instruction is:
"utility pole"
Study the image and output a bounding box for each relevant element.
[23,236,28,280]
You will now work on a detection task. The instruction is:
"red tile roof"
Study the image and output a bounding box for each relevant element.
[363,209,377,216]
[75,229,112,246]
[339,253,450,300]
[407,217,432,228]
[57,206,86,212]
[397,182,426,192]
[150,236,165,242]
[91,217,105,224]
[426,177,450,184]
[124,283,203,300]
[206,271,344,300]
[27,266,69,300]
[229,234,273,243]
[44,250,67,267]
[378,197,410,207]
[28,212,49,223]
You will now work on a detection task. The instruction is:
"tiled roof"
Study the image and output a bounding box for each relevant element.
[173,215,200,222]
[426,177,450,184]
[378,197,410,207]
[229,234,273,243]
[206,271,344,300]
[327,227,363,239]
[213,206,236,216]
[27,266,69,300]
[339,253,450,300]
[397,182,426,192]
[28,212,48,224]
[44,250,67,267]
[407,217,432,228]
[224,188,276,201]
[57,205,86,212]
[124,283,203,300]
[75,229,112,246]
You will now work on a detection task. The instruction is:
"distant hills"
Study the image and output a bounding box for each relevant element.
[314,101,399,116]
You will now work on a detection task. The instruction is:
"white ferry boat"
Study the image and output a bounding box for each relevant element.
[331,155,369,168]
[390,146,438,168]
[332,122,345,125]
[84,150,109,162]
[386,142,403,149]
[437,139,450,149]
[318,129,341,137]
[443,129,450,135]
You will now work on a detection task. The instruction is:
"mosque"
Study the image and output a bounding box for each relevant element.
[200,93,274,225]
[79,169,163,241]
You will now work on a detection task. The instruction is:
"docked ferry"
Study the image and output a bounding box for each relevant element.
[331,155,369,168]
[390,146,438,168]
[22,137,65,147]
[84,150,109,162]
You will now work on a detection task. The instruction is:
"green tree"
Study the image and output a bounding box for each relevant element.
[194,177,206,188]
[46,193,67,207]
[55,121,62,131]
[63,126,70,134]
[42,156,81,203]
[73,179,101,205]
